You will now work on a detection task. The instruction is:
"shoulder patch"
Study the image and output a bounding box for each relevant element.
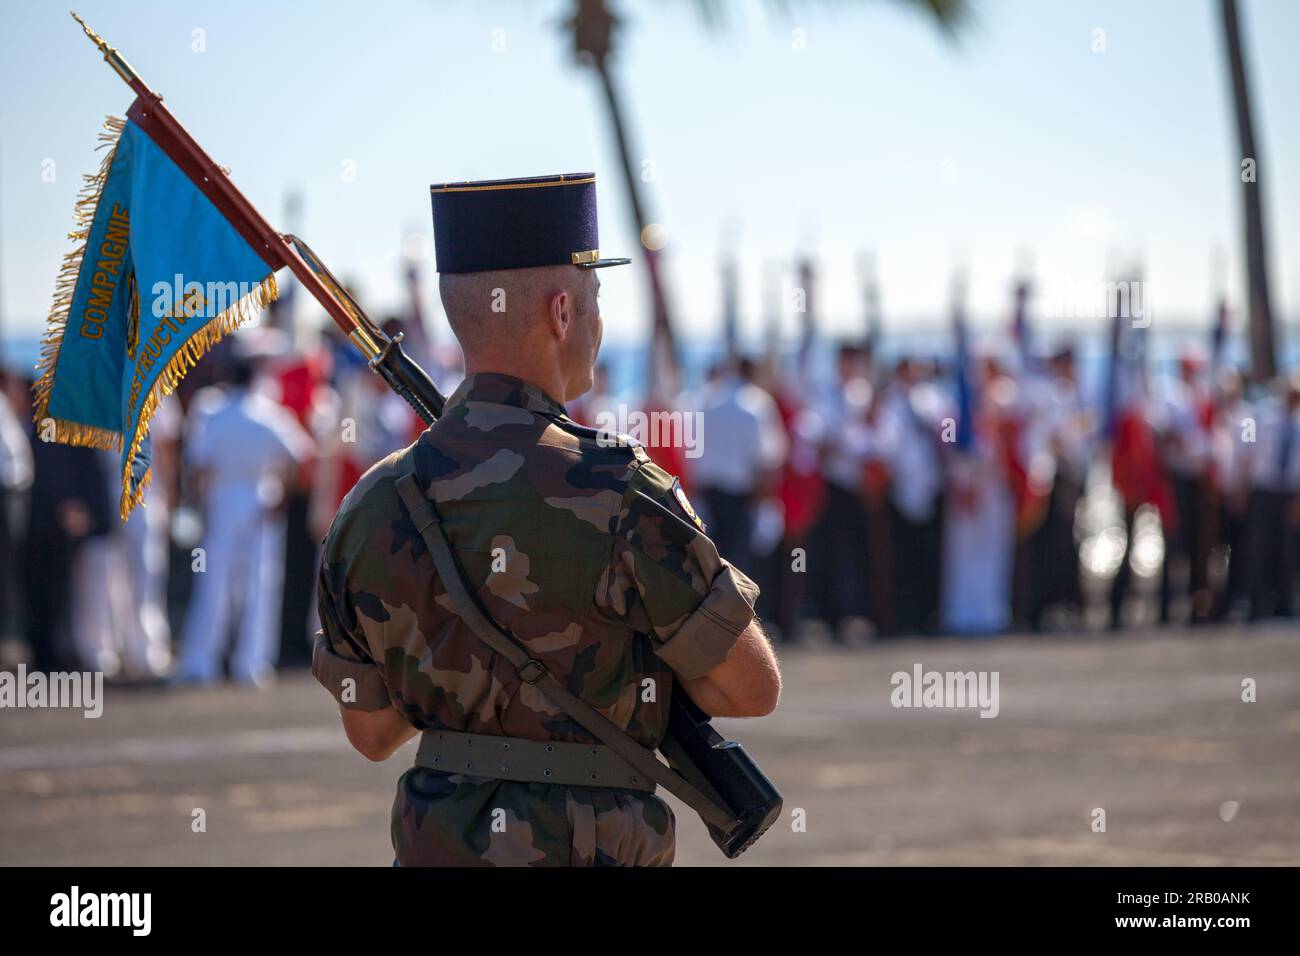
[671,478,706,532]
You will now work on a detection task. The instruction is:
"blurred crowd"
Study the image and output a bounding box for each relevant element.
[0,284,1296,686]
[631,334,1300,644]
[0,303,453,685]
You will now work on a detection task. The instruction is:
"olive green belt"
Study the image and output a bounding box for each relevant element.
[415,730,655,792]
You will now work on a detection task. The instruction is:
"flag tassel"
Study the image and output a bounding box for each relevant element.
[32,115,129,452]
[117,272,278,520]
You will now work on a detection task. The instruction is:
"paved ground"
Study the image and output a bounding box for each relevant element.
[2,625,1298,866]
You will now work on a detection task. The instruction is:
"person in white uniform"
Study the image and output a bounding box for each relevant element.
[73,397,181,680]
[1154,352,1214,622]
[806,344,884,638]
[176,356,314,685]
[689,357,787,577]
[880,358,951,634]
[1210,368,1252,619]
[1021,346,1092,628]
[1240,375,1300,620]
[0,381,33,651]
[941,355,1017,635]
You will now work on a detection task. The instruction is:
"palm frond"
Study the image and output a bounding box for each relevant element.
[688,0,970,37]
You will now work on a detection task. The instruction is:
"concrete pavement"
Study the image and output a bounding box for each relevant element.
[2,626,1297,866]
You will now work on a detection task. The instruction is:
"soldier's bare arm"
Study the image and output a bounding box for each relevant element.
[678,618,781,718]
[601,463,784,721]
[313,543,413,762]
[339,705,418,762]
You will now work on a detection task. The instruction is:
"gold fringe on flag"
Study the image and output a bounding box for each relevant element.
[32,115,130,450]
[117,272,279,520]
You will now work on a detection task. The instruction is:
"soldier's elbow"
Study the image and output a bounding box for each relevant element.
[738,675,781,717]
[358,741,394,762]
[710,674,781,718]
[688,647,783,717]
[727,645,783,717]
[347,729,394,762]
[340,707,411,761]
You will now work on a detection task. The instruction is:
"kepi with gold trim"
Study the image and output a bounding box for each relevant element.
[429,172,630,273]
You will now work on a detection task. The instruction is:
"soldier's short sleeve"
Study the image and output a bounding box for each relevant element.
[312,561,391,711]
[599,463,759,680]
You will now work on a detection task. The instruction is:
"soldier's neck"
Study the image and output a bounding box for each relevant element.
[463,355,569,406]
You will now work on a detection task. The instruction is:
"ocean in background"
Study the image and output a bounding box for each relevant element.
[592,323,1284,414]
[4,316,1295,421]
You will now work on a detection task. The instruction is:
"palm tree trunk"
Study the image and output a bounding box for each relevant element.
[591,59,681,397]
[1219,0,1275,382]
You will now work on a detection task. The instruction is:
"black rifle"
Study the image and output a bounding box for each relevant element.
[659,685,783,857]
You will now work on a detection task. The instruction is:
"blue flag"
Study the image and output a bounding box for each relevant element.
[35,115,278,519]
[953,298,977,454]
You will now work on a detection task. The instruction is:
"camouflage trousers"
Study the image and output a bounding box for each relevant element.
[391,767,676,867]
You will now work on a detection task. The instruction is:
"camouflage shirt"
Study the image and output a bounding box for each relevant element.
[312,372,759,866]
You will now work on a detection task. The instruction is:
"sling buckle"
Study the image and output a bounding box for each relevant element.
[517,658,547,684]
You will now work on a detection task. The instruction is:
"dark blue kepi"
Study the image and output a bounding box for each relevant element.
[429,172,631,274]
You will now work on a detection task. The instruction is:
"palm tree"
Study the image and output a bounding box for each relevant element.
[1219,0,1275,381]
[564,0,967,397]
[565,0,680,398]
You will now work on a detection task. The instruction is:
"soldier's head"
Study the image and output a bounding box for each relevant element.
[439,264,603,400]
[430,173,629,403]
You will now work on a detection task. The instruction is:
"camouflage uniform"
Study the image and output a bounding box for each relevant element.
[312,372,760,866]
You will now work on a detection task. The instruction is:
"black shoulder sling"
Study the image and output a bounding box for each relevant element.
[394,469,782,859]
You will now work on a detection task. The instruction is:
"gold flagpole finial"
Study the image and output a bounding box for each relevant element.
[70,11,141,86]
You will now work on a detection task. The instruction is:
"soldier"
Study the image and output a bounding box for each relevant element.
[312,172,781,866]
[689,356,788,580]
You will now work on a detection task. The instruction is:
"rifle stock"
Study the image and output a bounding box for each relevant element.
[663,681,783,858]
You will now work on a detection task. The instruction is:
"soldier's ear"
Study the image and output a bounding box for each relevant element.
[547,289,571,341]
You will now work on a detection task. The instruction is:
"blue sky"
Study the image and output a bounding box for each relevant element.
[1,0,1297,350]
